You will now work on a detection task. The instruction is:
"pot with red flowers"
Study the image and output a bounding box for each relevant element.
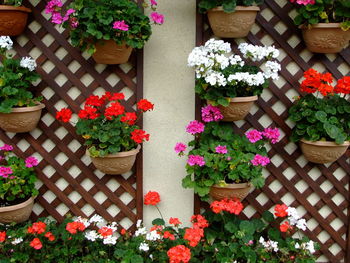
[56,92,153,175]
[0,144,39,224]
[175,105,280,202]
[289,69,350,164]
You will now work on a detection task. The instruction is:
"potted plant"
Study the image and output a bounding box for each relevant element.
[0,144,39,224]
[0,36,44,133]
[188,39,281,121]
[289,0,350,53]
[0,0,31,36]
[175,105,279,201]
[197,0,263,38]
[45,0,164,64]
[289,69,350,164]
[56,92,153,174]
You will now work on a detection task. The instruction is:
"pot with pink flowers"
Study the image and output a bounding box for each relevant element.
[45,0,165,64]
[175,105,280,202]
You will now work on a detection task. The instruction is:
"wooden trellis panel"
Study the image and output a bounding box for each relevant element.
[0,0,144,231]
[195,0,350,262]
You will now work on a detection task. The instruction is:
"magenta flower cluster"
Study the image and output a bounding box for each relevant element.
[215,145,227,154]
[0,144,13,151]
[251,154,270,167]
[150,12,164,25]
[201,105,223,123]
[289,0,315,5]
[25,157,39,168]
[174,143,187,154]
[45,0,77,27]
[0,166,13,179]
[245,128,280,144]
[187,155,205,167]
[186,120,205,135]
[113,20,129,31]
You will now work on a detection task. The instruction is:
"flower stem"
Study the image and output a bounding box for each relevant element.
[155,205,164,221]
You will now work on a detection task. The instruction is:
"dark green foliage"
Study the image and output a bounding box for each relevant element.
[198,0,264,13]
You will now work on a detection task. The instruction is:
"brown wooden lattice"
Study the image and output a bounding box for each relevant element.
[0,0,144,231]
[195,1,350,262]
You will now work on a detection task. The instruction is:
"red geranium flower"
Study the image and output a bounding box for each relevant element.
[28,222,46,234]
[121,112,137,125]
[85,95,104,107]
[78,106,100,120]
[184,227,203,247]
[137,99,154,112]
[163,231,175,240]
[30,238,42,250]
[104,102,125,120]
[56,108,72,122]
[280,221,292,233]
[110,92,125,101]
[131,129,150,144]
[121,228,127,235]
[210,198,243,215]
[0,231,6,242]
[169,217,182,226]
[144,191,160,206]
[167,245,191,263]
[274,204,288,217]
[66,221,86,234]
[44,232,55,241]
[191,215,209,229]
[334,76,350,94]
[98,227,113,237]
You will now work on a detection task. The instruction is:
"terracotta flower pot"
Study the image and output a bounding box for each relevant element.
[301,23,350,53]
[92,40,133,64]
[209,182,253,201]
[208,95,258,121]
[300,139,350,164]
[0,5,31,36]
[0,196,35,224]
[88,145,141,174]
[0,103,45,133]
[207,6,260,38]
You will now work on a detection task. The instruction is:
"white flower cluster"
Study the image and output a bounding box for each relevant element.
[134,219,164,252]
[20,56,37,71]
[0,36,13,50]
[295,240,316,254]
[286,207,307,231]
[11,237,23,245]
[187,38,281,88]
[259,237,279,252]
[83,215,118,245]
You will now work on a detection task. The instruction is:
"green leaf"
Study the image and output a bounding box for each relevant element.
[315,111,327,122]
[262,211,274,222]
[152,218,165,226]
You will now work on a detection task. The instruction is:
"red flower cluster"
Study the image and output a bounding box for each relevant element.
[120,228,127,235]
[121,112,137,125]
[191,215,209,229]
[137,99,154,112]
[184,227,204,247]
[210,198,244,215]
[28,222,47,234]
[44,231,55,241]
[334,76,350,94]
[167,245,191,263]
[131,129,150,144]
[85,95,105,107]
[144,191,161,206]
[169,217,182,226]
[30,238,42,250]
[163,230,175,240]
[66,221,86,234]
[274,204,288,217]
[78,106,100,120]
[280,221,293,233]
[56,108,72,123]
[98,227,113,237]
[301,69,333,96]
[104,102,125,120]
[0,231,5,242]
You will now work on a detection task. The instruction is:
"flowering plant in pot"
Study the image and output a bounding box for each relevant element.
[56,92,153,174]
[0,0,31,36]
[0,144,39,224]
[0,36,44,133]
[45,0,164,64]
[175,105,280,201]
[289,0,350,53]
[188,38,280,121]
[197,0,264,38]
[289,69,350,164]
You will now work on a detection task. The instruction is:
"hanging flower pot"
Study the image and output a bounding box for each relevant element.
[300,139,349,164]
[209,96,258,121]
[209,182,253,201]
[0,103,45,133]
[0,196,35,224]
[92,40,133,65]
[87,145,141,175]
[0,5,31,36]
[207,6,260,38]
[301,23,350,53]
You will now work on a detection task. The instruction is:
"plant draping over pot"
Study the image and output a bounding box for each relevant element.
[0,144,39,224]
[0,0,31,36]
[45,0,165,64]
[289,0,350,53]
[0,36,44,133]
[175,105,280,201]
[197,0,263,38]
[188,39,281,121]
[56,92,153,174]
[289,69,350,164]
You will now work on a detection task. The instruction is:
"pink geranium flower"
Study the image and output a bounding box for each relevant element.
[150,0,157,5]
[290,0,315,5]
[113,20,129,31]
[186,120,205,135]
[150,12,164,25]
[0,144,13,151]
[187,155,205,166]
[45,0,63,14]
[174,143,187,154]
[0,166,13,178]
[262,127,280,144]
[251,154,270,167]
[215,145,227,154]
[201,105,223,123]
[245,130,262,143]
[25,157,39,168]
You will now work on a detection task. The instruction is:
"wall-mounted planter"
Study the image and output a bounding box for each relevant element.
[207,6,260,38]
[87,145,141,175]
[301,23,350,53]
[0,196,35,224]
[209,182,252,201]
[300,139,349,164]
[0,103,45,133]
[92,40,133,64]
[0,5,31,36]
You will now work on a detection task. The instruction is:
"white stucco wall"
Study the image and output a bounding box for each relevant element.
[143,0,196,226]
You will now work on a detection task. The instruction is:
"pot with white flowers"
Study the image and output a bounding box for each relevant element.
[0,144,39,224]
[56,92,154,175]
[188,39,281,121]
[0,36,44,133]
[0,0,31,36]
[45,0,164,64]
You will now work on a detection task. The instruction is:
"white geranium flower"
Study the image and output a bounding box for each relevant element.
[305,240,315,254]
[139,242,150,251]
[11,237,23,245]
[0,36,13,50]
[74,216,90,228]
[103,235,117,245]
[135,227,147,237]
[20,56,37,71]
[146,230,161,241]
[296,218,307,231]
[89,214,104,224]
[84,230,99,242]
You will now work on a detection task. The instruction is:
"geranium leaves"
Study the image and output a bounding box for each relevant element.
[198,0,263,13]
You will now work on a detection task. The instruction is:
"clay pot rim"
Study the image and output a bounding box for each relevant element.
[299,23,343,30]
[228,95,258,102]
[0,5,31,13]
[212,182,252,189]
[0,196,35,212]
[210,6,260,12]
[87,144,141,158]
[300,139,350,147]
[9,103,45,113]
